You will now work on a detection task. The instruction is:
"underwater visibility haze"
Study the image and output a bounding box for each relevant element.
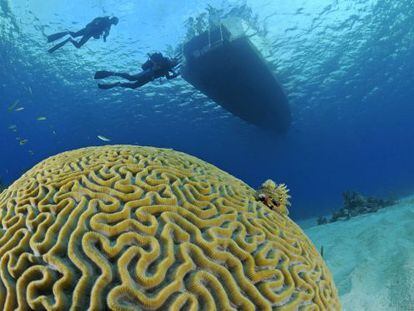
[1,1,414,308]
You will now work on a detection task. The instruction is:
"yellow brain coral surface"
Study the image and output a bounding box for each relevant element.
[0,146,340,310]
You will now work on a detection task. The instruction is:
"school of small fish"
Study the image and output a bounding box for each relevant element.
[5,97,50,154]
[5,96,113,154]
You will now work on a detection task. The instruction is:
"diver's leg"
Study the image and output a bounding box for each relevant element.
[98,80,145,90]
[98,82,121,90]
[111,73,141,81]
[118,81,143,89]
[95,72,141,80]
[47,31,70,42]
[94,71,115,79]
[69,35,91,49]
[69,29,86,38]
[48,38,71,53]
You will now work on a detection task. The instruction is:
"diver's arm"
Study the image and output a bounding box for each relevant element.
[102,17,113,42]
[166,70,179,80]
[103,28,110,42]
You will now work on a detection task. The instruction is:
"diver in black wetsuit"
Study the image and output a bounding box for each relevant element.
[47,16,119,53]
[94,53,180,90]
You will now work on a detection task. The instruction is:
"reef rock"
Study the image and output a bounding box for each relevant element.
[322,191,398,224]
[0,146,340,310]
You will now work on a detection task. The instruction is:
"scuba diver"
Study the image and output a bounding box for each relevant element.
[47,16,119,53]
[94,52,180,90]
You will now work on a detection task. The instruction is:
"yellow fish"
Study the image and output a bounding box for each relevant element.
[7,100,19,112]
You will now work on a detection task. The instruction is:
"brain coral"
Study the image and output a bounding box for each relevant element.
[0,146,340,310]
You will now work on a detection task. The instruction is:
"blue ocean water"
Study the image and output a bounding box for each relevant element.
[1,0,413,221]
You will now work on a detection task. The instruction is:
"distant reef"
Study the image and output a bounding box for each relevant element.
[317,191,397,225]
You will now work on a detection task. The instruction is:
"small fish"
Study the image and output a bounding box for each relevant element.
[36,117,47,121]
[7,100,19,112]
[8,125,17,130]
[28,150,34,155]
[97,135,111,142]
[28,87,33,95]
[19,139,28,146]
[15,107,24,112]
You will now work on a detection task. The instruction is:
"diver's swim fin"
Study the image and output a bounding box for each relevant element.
[94,71,115,80]
[48,38,70,53]
[47,31,69,43]
[98,83,120,90]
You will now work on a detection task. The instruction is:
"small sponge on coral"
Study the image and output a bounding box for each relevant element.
[0,145,340,310]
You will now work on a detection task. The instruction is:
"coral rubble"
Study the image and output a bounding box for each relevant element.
[0,146,340,310]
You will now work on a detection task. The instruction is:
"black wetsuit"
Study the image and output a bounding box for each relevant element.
[47,16,118,53]
[95,53,180,90]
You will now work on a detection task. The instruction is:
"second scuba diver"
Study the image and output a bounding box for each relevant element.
[94,52,180,90]
[47,16,119,53]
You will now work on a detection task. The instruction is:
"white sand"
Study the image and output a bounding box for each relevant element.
[299,197,414,310]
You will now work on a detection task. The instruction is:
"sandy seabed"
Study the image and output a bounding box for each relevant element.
[299,197,414,310]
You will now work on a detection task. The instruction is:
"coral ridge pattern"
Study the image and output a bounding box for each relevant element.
[0,145,340,310]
